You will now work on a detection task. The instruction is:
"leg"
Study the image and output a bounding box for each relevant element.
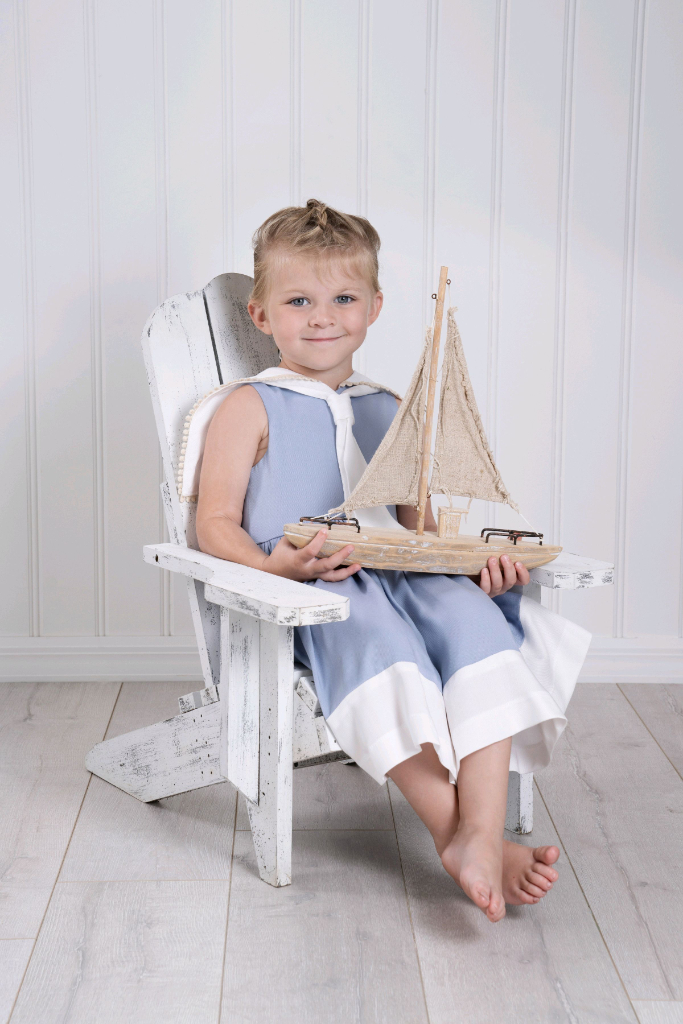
[439,737,511,922]
[245,621,294,887]
[388,743,561,919]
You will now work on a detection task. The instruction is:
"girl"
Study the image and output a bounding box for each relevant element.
[195,199,590,923]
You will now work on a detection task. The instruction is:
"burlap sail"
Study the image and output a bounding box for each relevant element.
[333,329,432,512]
[430,308,518,509]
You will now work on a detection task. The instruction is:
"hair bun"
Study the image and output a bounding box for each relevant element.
[306,198,328,228]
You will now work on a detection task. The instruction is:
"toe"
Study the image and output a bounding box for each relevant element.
[487,892,506,922]
[515,888,539,905]
[521,879,547,899]
[528,870,553,891]
[471,884,492,910]
[534,845,560,866]
[533,858,559,883]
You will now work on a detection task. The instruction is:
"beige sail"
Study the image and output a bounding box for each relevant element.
[333,328,432,512]
[430,308,518,510]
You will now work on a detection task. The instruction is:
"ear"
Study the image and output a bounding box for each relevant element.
[367,291,383,327]
[248,300,273,336]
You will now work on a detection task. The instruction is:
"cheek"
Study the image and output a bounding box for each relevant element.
[341,304,370,333]
[269,306,303,341]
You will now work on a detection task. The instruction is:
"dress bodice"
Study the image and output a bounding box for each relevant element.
[240,383,398,548]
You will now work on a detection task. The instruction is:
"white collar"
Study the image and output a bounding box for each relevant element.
[177,366,401,530]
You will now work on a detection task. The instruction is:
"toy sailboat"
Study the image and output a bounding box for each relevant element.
[284,267,561,574]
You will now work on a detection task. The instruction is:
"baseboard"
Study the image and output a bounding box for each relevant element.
[0,636,203,683]
[579,636,683,682]
[0,635,680,684]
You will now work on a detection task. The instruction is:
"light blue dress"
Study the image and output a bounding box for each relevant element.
[241,382,590,785]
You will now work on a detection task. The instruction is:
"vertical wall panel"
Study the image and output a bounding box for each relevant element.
[1,0,682,650]
[29,0,96,635]
[494,0,565,534]
[0,0,31,634]
[434,0,497,537]
[165,0,224,294]
[300,0,359,210]
[560,1,635,634]
[625,0,683,635]
[164,0,224,635]
[231,0,291,274]
[364,0,429,395]
[96,0,164,636]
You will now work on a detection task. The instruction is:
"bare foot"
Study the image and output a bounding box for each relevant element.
[503,841,560,905]
[440,827,506,923]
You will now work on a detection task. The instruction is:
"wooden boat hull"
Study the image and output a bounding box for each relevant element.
[283,523,561,575]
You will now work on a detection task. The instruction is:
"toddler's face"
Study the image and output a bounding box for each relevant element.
[248,254,382,379]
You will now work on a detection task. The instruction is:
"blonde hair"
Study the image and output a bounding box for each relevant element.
[250,198,381,306]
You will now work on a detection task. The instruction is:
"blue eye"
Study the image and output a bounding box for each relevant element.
[289,297,309,306]
[335,295,354,304]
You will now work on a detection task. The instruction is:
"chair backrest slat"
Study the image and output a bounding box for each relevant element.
[141,274,279,687]
[203,273,279,384]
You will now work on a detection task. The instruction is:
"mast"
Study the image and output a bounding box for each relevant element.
[415,266,449,535]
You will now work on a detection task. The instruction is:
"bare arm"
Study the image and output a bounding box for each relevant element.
[196,386,361,582]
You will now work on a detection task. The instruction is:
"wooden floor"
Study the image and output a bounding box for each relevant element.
[1,681,682,1024]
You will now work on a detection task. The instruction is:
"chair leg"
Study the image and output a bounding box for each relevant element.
[505,770,534,834]
[245,621,294,887]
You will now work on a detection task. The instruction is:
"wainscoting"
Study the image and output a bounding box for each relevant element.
[1,0,681,676]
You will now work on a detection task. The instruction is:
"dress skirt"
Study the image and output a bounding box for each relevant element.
[258,539,591,786]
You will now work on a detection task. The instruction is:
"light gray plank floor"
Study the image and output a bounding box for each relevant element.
[389,779,637,1023]
[223,829,428,1023]
[632,1003,683,1024]
[4,682,683,1023]
[9,881,229,1024]
[235,759,394,830]
[537,684,683,1003]
[61,682,237,882]
[0,941,33,1024]
[619,683,683,778]
[0,682,119,939]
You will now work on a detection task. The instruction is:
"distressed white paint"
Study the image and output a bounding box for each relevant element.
[148,543,348,626]
[222,608,260,804]
[505,770,534,835]
[85,703,225,803]
[177,683,218,714]
[245,622,295,887]
[2,3,681,677]
[528,552,615,590]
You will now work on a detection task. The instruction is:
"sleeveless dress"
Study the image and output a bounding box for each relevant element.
[241,382,591,786]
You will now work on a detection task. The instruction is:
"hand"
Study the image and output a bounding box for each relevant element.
[477,554,530,597]
[262,529,362,583]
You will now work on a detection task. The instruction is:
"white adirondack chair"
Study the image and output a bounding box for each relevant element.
[85,273,614,887]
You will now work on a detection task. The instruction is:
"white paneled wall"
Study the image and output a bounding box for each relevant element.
[1,0,681,681]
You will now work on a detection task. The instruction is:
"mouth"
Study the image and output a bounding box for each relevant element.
[302,335,343,343]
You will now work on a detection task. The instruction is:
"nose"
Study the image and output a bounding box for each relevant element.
[308,304,335,328]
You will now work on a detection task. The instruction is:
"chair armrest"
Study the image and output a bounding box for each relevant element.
[529,552,614,590]
[143,543,349,626]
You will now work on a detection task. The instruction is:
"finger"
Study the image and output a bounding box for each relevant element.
[501,554,517,589]
[318,563,361,581]
[300,529,328,557]
[515,561,530,585]
[487,556,503,593]
[310,544,355,572]
[478,566,491,594]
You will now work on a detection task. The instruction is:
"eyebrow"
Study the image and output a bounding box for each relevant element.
[278,286,362,297]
